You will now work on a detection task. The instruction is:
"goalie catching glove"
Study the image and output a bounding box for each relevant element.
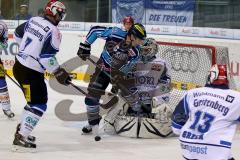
[54,67,71,86]
[77,42,91,61]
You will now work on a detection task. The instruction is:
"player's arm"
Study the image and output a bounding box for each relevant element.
[39,28,71,85]
[77,26,109,61]
[154,62,172,104]
[77,26,126,61]
[171,94,189,135]
[13,22,27,45]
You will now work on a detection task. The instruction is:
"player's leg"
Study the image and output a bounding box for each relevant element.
[83,63,111,134]
[12,59,48,151]
[0,60,14,118]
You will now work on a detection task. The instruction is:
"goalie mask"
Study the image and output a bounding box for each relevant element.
[207,64,228,86]
[140,38,158,63]
[0,21,8,50]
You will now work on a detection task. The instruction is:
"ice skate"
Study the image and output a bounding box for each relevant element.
[82,124,92,134]
[2,109,15,119]
[12,133,37,153]
[15,124,36,142]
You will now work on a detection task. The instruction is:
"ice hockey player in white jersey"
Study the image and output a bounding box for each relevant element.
[172,64,238,160]
[0,20,15,118]
[12,0,71,152]
[104,38,173,138]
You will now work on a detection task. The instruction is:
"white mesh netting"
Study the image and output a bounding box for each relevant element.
[156,41,236,110]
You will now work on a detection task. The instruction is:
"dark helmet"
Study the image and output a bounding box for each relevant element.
[127,23,146,40]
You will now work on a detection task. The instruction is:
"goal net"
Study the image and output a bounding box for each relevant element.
[156,41,236,110]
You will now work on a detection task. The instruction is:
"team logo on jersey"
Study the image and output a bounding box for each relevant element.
[151,64,162,71]
[225,95,235,103]
[44,26,50,32]
[48,57,58,66]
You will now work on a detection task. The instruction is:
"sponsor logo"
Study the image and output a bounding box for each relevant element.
[151,64,162,71]
[26,116,38,127]
[48,57,57,66]
[136,76,154,85]
[225,95,235,103]
[162,49,199,73]
[193,99,229,116]
[193,92,225,100]
[44,26,50,32]
[181,143,208,155]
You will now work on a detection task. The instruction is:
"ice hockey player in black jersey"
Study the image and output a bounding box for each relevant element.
[77,23,146,136]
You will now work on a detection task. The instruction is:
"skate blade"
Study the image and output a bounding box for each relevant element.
[11,145,37,153]
[81,132,92,135]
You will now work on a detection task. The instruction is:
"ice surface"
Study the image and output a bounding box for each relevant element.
[0,79,239,160]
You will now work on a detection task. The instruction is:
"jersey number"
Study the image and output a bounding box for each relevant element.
[22,37,32,51]
[189,111,215,133]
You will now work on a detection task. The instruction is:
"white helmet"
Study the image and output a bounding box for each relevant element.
[140,38,159,63]
[0,21,8,50]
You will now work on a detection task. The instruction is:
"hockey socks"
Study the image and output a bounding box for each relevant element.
[18,105,42,138]
[12,104,46,152]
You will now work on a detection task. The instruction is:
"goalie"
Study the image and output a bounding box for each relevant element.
[103,38,173,138]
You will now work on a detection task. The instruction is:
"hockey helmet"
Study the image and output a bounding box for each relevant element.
[127,23,146,40]
[207,64,229,86]
[122,16,134,25]
[44,0,66,21]
[0,21,8,49]
[140,38,159,63]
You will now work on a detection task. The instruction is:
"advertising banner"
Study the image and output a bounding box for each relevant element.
[112,0,196,26]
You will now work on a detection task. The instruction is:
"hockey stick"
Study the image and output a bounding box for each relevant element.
[69,81,118,109]
[87,57,143,103]
[87,57,133,94]
[0,66,23,91]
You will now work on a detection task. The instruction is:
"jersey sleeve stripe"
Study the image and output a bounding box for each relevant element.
[172,121,183,129]
[40,34,58,58]
[39,54,56,58]
[220,140,232,146]
[14,31,21,38]
[180,140,231,149]
[86,26,106,38]
[183,95,189,115]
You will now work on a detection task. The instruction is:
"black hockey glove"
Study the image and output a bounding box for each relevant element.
[54,68,72,86]
[77,42,91,61]
[111,68,126,84]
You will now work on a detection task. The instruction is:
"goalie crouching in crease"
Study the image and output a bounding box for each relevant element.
[103,38,174,139]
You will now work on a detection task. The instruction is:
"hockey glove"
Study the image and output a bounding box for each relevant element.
[54,68,71,86]
[77,42,91,61]
[111,68,126,84]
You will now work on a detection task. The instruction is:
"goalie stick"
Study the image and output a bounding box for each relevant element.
[69,82,118,109]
